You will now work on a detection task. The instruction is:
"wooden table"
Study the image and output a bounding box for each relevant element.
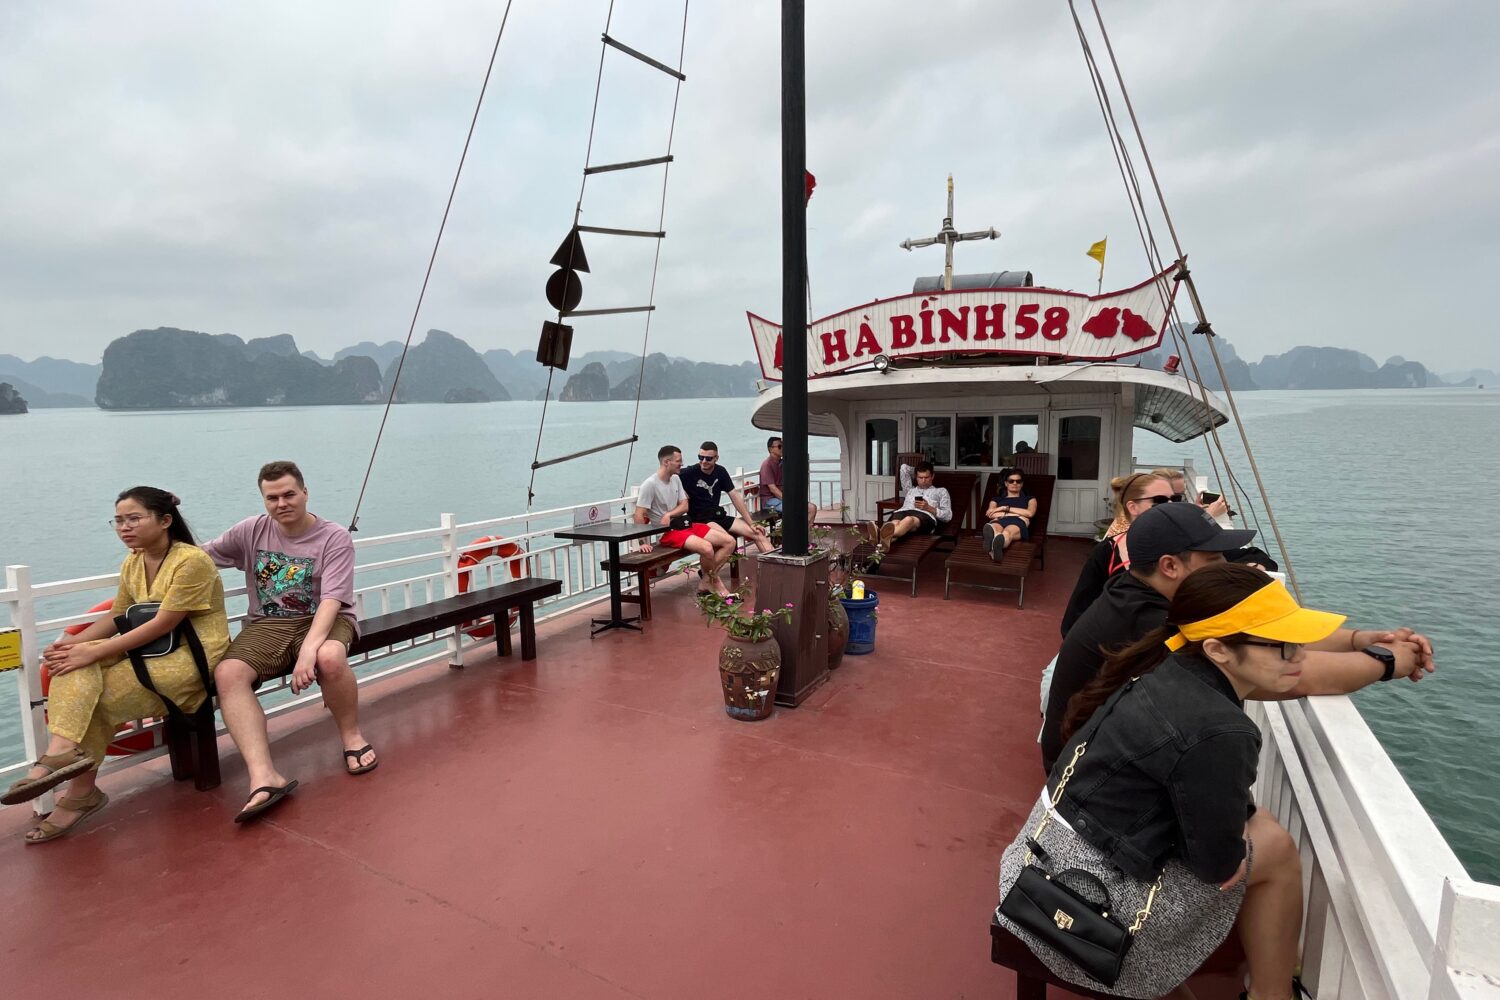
[556,521,667,635]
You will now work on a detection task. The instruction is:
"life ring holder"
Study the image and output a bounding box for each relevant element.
[41,599,164,756]
[457,536,526,639]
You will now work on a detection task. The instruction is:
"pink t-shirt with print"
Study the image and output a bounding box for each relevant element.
[201,514,357,626]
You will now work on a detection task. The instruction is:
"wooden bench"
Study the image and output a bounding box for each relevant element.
[349,576,563,662]
[150,578,562,791]
[989,911,1117,1000]
[600,548,744,623]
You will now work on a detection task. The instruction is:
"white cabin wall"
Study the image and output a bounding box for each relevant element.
[838,385,1135,526]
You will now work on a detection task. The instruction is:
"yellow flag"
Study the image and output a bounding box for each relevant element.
[1086,238,1107,265]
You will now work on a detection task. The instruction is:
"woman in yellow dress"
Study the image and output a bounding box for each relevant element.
[0,486,230,842]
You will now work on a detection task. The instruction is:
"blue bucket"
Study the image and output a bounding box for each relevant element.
[839,591,880,655]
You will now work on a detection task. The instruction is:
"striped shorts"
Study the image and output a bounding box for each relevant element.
[226,615,358,682]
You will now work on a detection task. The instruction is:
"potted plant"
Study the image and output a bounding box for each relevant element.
[695,590,794,720]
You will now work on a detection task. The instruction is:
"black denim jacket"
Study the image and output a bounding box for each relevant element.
[1050,653,1261,884]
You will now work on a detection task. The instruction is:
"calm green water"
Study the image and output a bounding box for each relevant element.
[1,391,1495,882]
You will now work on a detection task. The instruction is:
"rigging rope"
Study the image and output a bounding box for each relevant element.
[347,0,518,533]
[1082,0,1301,598]
[1067,0,1301,595]
[521,0,692,511]
[618,0,692,497]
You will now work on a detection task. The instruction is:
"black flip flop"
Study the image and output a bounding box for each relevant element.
[343,745,379,776]
[233,780,298,824]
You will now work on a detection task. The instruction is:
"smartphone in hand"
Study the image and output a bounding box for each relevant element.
[1199,491,1221,505]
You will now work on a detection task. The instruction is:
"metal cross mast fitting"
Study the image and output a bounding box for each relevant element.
[898,175,999,290]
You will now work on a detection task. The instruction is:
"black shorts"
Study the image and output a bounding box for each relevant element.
[689,508,735,531]
[892,509,937,534]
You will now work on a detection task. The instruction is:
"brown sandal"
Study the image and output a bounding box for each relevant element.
[24,788,109,844]
[1,747,96,805]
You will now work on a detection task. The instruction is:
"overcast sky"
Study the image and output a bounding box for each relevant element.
[2,0,1496,373]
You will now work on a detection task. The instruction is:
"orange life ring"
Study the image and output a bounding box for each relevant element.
[457,536,525,639]
[44,599,164,756]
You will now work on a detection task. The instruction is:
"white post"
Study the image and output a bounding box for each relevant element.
[1427,879,1500,1000]
[7,565,50,812]
[440,514,463,668]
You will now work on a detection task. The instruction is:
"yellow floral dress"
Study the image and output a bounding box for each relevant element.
[47,544,230,764]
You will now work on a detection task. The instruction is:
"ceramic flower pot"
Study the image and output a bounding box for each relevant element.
[827,598,849,670]
[718,635,782,721]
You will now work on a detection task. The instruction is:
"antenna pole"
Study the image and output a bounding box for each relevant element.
[780,0,809,556]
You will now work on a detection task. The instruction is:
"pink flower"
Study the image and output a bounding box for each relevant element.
[784,602,794,608]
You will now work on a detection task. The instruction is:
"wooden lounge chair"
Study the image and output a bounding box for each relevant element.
[857,467,980,596]
[944,473,1055,607]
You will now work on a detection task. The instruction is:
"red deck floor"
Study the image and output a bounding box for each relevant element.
[1,538,1240,998]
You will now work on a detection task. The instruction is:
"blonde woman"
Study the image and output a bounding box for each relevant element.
[1059,472,1173,637]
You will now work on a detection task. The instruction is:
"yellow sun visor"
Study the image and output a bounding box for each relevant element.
[1165,580,1345,651]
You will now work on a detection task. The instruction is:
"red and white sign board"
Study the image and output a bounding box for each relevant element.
[748,266,1179,381]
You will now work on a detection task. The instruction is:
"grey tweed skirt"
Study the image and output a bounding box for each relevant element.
[995,793,1249,998]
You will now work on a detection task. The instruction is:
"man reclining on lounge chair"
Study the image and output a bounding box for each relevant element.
[878,461,952,547]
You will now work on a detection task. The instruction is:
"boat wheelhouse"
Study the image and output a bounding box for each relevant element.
[748,266,1230,534]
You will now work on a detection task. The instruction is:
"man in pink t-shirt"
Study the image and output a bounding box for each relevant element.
[202,460,378,823]
[757,436,816,530]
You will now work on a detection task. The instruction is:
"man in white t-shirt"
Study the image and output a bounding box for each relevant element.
[636,444,736,596]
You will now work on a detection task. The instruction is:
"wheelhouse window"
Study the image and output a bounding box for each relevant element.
[996,415,1040,466]
[1057,415,1102,480]
[914,415,953,467]
[956,416,994,468]
[865,418,899,477]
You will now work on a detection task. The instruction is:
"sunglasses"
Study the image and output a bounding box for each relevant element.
[697,455,717,463]
[1236,639,1303,661]
[1135,494,1173,507]
[1006,477,1023,484]
[1169,493,1186,503]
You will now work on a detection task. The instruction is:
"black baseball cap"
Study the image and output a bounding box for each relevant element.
[1126,502,1257,566]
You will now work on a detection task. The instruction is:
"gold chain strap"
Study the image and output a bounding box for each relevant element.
[1025,741,1086,859]
[1128,874,1165,932]
[1024,738,1164,936]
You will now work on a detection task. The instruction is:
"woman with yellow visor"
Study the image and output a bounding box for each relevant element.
[997,564,1343,999]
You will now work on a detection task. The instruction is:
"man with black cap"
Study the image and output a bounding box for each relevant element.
[1039,503,1435,773]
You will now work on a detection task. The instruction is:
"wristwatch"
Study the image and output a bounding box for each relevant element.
[1361,645,1397,682]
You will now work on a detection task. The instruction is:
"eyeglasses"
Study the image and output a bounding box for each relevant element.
[698,455,717,463]
[1236,639,1303,661]
[1005,477,1023,484]
[1133,494,1173,507]
[109,514,153,530]
[1169,493,1186,503]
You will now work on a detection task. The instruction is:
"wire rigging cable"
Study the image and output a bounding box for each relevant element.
[347,0,518,533]
[1067,0,1300,596]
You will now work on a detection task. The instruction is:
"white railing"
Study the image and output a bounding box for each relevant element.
[734,457,847,514]
[1248,696,1500,999]
[0,492,652,786]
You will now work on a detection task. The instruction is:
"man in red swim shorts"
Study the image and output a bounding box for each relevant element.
[635,445,736,596]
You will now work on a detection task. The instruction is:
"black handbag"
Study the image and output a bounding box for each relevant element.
[997,723,1162,986]
[114,602,177,657]
[668,514,692,531]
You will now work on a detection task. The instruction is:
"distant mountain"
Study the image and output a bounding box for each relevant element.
[0,374,91,408]
[1443,367,1500,387]
[0,353,101,397]
[96,327,385,408]
[382,329,509,403]
[1248,345,1432,389]
[609,353,759,399]
[336,341,405,369]
[483,347,640,400]
[559,362,611,401]
[0,382,27,414]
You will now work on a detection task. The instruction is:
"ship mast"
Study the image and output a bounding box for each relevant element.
[899,175,1000,290]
